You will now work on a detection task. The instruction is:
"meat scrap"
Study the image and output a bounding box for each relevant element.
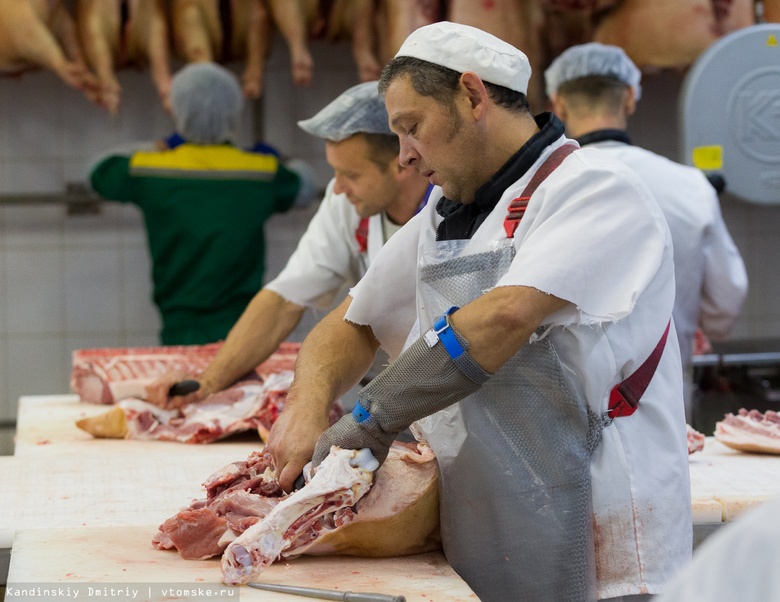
[75,371,346,444]
[716,409,780,454]
[70,341,299,405]
[153,442,441,581]
[687,424,706,454]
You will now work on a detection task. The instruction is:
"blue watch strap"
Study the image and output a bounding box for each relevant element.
[351,400,371,423]
[433,306,464,360]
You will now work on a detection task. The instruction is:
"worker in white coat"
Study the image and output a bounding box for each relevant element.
[545,43,749,421]
[146,81,431,407]
[267,22,691,602]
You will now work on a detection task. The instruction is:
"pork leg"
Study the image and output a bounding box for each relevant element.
[0,0,100,105]
[228,0,272,98]
[75,0,122,114]
[447,0,546,112]
[375,0,443,66]
[170,0,222,63]
[594,0,720,69]
[125,0,173,112]
[266,0,314,86]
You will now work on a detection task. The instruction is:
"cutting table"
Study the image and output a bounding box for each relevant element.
[6,395,780,600]
[3,395,479,601]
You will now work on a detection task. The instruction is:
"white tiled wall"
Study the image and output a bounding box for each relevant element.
[1,38,779,423]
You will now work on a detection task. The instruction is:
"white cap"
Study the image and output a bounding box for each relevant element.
[544,42,642,100]
[297,81,392,142]
[395,21,531,94]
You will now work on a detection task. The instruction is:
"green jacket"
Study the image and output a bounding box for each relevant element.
[90,142,300,345]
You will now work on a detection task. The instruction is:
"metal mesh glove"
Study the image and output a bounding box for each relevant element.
[312,311,492,467]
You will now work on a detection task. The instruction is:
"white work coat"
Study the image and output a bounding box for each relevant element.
[265,179,385,309]
[345,136,692,599]
[585,140,748,378]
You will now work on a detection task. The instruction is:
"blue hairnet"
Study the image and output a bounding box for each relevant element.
[297,81,393,142]
[544,43,642,101]
[169,62,243,144]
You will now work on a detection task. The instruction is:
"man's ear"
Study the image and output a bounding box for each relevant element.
[460,72,489,118]
[625,87,637,117]
[550,93,568,121]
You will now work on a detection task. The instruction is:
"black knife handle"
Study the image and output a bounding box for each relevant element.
[168,379,201,397]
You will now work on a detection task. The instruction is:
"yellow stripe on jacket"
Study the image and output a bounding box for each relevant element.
[130,144,279,180]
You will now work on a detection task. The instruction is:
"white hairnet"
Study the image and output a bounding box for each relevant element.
[544,42,642,100]
[297,81,392,142]
[169,62,243,144]
[396,21,531,94]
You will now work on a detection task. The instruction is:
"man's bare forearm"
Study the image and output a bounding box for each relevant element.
[285,296,380,414]
[198,289,305,395]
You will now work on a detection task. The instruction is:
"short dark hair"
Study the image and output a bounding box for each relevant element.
[378,56,530,114]
[556,75,629,113]
[361,133,400,171]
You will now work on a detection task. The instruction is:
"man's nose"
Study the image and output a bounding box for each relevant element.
[333,177,348,195]
[399,141,418,168]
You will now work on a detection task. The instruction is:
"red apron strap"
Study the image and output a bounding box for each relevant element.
[355,217,369,253]
[607,320,672,419]
[504,143,578,238]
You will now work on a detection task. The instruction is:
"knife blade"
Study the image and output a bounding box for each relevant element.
[167,379,201,397]
[246,582,405,602]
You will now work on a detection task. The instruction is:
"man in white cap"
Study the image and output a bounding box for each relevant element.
[545,42,748,422]
[146,81,432,407]
[267,22,690,602]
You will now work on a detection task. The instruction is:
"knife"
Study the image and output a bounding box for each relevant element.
[167,379,201,397]
[246,582,405,602]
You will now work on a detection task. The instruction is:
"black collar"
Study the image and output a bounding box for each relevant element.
[576,129,632,147]
[436,112,565,241]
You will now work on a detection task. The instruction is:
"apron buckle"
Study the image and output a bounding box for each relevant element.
[607,385,638,419]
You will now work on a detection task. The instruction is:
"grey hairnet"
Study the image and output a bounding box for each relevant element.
[297,81,393,142]
[544,42,642,101]
[169,62,243,144]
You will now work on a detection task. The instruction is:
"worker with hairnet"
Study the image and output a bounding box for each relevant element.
[143,81,432,408]
[545,42,748,421]
[87,62,313,345]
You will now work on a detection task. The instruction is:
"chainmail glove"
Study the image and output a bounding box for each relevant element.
[311,308,492,468]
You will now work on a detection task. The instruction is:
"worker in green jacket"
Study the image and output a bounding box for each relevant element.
[88,62,311,345]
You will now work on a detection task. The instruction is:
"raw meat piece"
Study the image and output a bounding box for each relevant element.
[374,0,443,68]
[266,0,315,86]
[687,424,706,454]
[766,0,780,22]
[70,341,299,405]
[593,0,754,70]
[222,446,378,584]
[0,0,99,105]
[153,442,440,577]
[75,0,172,114]
[447,0,547,112]
[76,371,344,444]
[170,0,274,98]
[716,409,780,454]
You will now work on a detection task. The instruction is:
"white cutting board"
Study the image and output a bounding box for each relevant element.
[690,437,780,521]
[7,526,478,602]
